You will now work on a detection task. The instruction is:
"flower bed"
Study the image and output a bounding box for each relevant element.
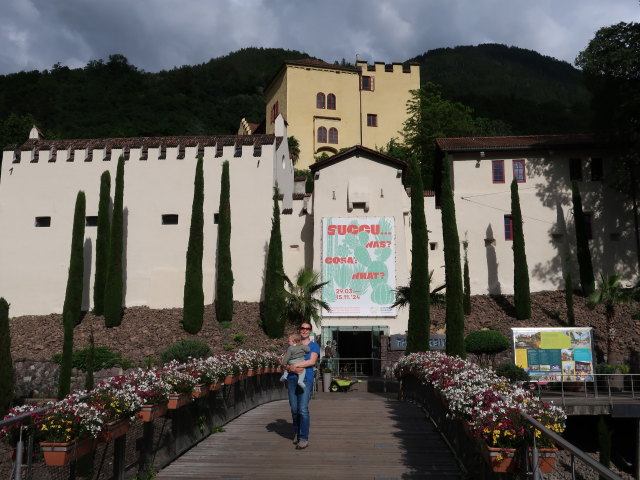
[394,351,565,470]
[1,349,283,456]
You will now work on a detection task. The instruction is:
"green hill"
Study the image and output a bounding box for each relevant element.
[0,44,590,147]
[409,44,591,134]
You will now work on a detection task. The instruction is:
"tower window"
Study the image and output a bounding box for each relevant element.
[327,93,336,110]
[328,127,338,144]
[513,159,526,183]
[317,127,327,143]
[35,216,51,228]
[316,92,325,109]
[366,114,378,127]
[162,214,179,225]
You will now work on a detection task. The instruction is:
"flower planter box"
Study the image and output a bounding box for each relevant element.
[533,447,558,473]
[247,369,255,377]
[167,393,190,409]
[224,375,235,385]
[192,384,210,399]
[481,445,517,473]
[40,437,97,466]
[210,382,223,391]
[98,418,131,443]
[135,402,168,422]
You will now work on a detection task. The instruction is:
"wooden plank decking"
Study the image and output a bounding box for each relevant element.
[156,390,461,480]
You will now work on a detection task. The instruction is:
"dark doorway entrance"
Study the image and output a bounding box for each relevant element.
[337,330,374,376]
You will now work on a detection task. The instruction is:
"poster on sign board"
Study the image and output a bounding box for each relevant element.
[321,217,395,317]
[511,327,594,382]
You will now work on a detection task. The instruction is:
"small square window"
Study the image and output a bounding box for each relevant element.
[504,215,513,241]
[429,242,438,251]
[512,159,526,183]
[214,213,220,224]
[492,160,505,183]
[85,216,98,227]
[162,214,179,225]
[35,216,51,227]
[361,76,374,91]
[366,114,378,127]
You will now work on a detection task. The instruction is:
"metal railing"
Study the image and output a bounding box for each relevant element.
[320,357,381,377]
[527,373,640,407]
[517,408,624,480]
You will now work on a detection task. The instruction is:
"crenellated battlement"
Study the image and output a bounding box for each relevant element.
[356,60,419,74]
[10,133,278,165]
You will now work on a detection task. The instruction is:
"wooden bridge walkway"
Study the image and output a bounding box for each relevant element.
[156,390,461,480]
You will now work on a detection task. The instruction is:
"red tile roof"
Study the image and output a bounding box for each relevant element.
[310,145,408,173]
[436,134,601,152]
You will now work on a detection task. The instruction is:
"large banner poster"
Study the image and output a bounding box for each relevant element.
[321,217,396,317]
[511,327,594,381]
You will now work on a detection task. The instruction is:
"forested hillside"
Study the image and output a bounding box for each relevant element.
[0,48,311,146]
[411,44,591,134]
[0,44,590,147]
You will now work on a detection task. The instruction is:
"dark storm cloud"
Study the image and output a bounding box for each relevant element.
[1,0,638,74]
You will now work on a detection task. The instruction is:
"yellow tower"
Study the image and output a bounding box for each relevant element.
[264,58,420,170]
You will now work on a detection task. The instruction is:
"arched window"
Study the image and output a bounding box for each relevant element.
[327,93,336,110]
[316,92,325,109]
[328,127,338,144]
[317,127,327,143]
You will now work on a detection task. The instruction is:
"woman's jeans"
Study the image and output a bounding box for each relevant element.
[287,375,313,440]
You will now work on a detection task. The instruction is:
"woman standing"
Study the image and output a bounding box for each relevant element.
[285,321,319,450]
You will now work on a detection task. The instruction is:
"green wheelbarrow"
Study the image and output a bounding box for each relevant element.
[329,376,361,392]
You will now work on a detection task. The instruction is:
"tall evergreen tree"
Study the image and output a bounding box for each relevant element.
[440,156,465,357]
[215,161,234,323]
[104,157,125,327]
[183,157,205,333]
[0,298,13,416]
[58,191,86,398]
[462,240,471,315]
[263,187,286,338]
[93,171,111,315]
[571,181,595,296]
[511,180,531,319]
[564,271,575,326]
[406,158,430,354]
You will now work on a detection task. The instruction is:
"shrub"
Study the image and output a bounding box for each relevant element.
[159,339,212,364]
[495,362,530,383]
[0,298,13,416]
[52,346,133,372]
[465,329,510,367]
[233,333,245,344]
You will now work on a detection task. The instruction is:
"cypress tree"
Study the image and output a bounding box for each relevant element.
[0,298,13,416]
[183,156,205,334]
[215,160,234,323]
[263,187,286,338]
[58,191,86,398]
[564,271,575,326]
[104,157,125,327]
[572,181,595,296]
[462,240,471,315]
[93,170,111,315]
[406,158,430,354]
[440,156,465,357]
[511,180,531,319]
[84,329,95,391]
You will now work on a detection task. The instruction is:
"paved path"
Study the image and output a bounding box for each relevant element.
[156,390,461,480]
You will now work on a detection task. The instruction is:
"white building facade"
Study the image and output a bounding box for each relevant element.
[1,127,637,367]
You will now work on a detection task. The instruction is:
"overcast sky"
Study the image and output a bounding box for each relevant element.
[1,0,639,75]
